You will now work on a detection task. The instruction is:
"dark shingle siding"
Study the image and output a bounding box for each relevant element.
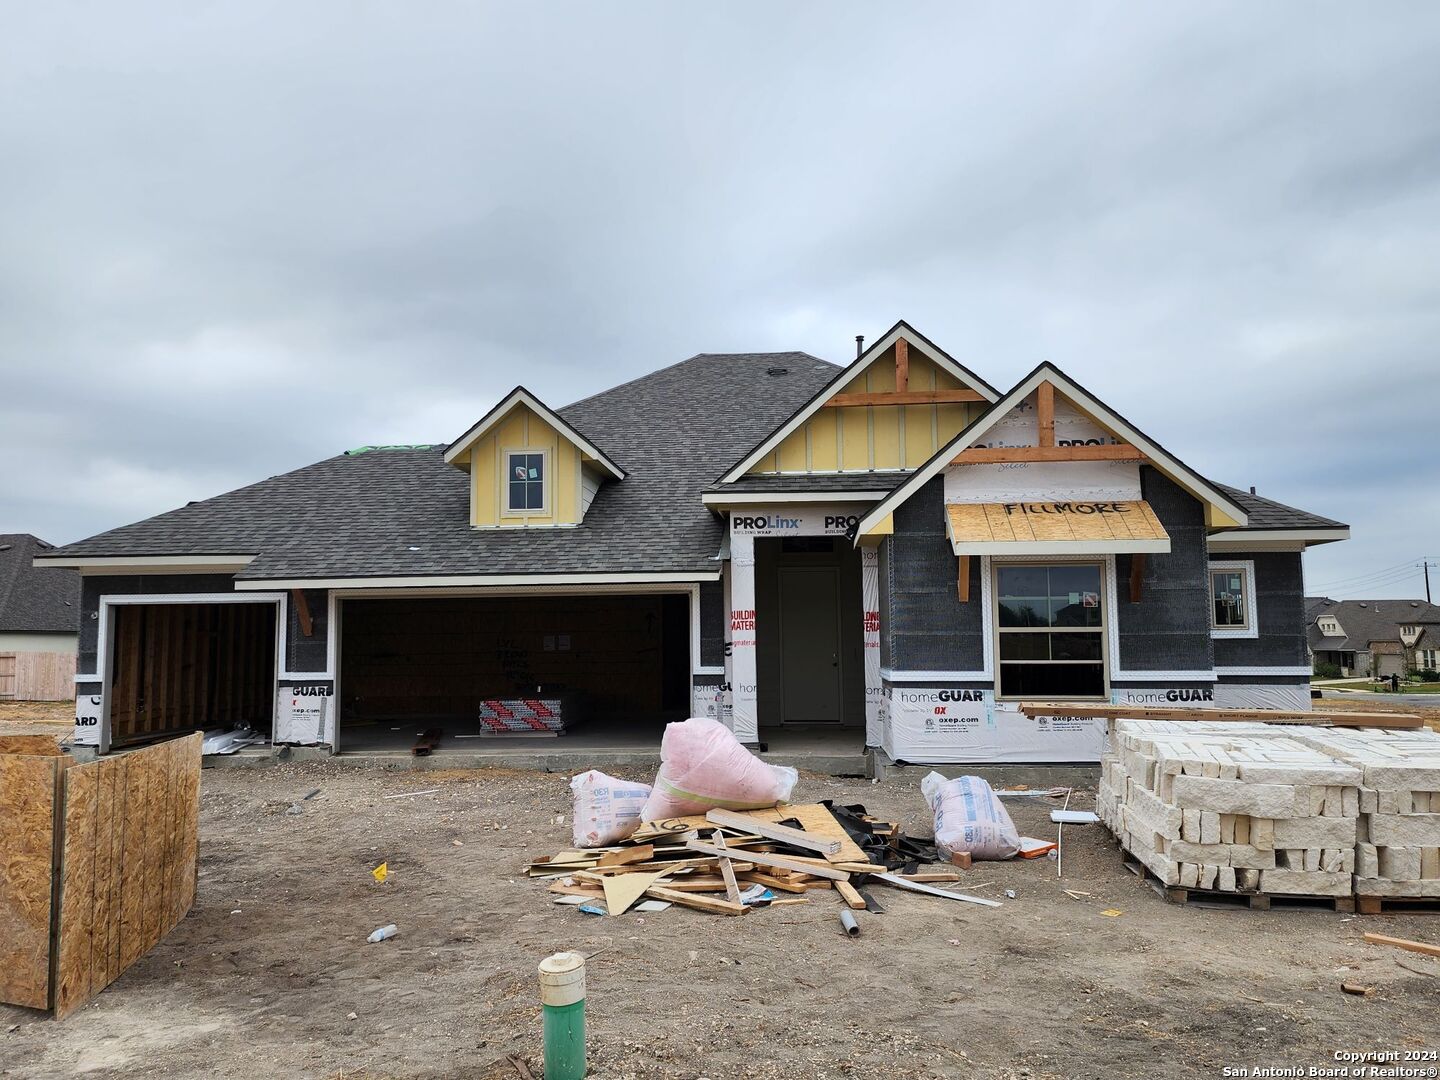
[0,534,80,633]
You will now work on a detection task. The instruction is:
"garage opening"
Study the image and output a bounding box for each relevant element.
[338,593,691,752]
[108,602,277,749]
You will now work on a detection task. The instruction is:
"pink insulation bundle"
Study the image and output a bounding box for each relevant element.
[640,717,798,821]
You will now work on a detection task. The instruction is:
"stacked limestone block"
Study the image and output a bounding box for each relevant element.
[1274,727,1440,900]
[1098,719,1361,897]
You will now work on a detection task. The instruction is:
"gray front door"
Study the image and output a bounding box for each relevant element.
[777,565,842,724]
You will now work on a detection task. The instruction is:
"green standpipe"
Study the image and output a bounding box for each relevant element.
[538,951,586,1080]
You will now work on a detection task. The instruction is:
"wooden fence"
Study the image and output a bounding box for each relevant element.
[0,732,201,1019]
[0,650,76,701]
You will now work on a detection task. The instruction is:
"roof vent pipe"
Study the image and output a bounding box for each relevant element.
[855,335,864,358]
[1249,486,1256,495]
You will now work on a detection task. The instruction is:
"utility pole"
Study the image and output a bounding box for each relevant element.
[1423,560,1436,605]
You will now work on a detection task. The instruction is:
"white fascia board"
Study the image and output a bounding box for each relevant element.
[1208,528,1349,548]
[701,491,890,507]
[33,554,256,573]
[718,323,998,484]
[857,364,1249,538]
[236,571,720,591]
[443,388,625,479]
[949,538,1172,556]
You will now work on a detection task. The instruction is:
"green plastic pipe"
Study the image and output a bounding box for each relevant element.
[539,951,586,1080]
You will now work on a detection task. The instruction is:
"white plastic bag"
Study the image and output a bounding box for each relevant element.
[570,770,652,848]
[921,772,1021,860]
[640,717,798,821]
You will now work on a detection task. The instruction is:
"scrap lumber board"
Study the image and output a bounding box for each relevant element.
[635,803,867,863]
[737,871,809,894]
[1016,701,1422,730]
[835,880,867,910]
[710,830,743,904]
[412,728,444,756]
[705,808,843,858]
[644,885,750,916]
[687,840,850,880]
[1362,933,1440,959]
[597,844,654,867]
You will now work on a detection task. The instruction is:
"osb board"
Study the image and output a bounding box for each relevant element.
[635,803,867,864]
[0,735,64,756]
[0,753,61,1010]
[946,500,1167,545]
[53,733,202,1019]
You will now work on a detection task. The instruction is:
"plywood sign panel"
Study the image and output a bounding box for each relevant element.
[945,500,1169,553]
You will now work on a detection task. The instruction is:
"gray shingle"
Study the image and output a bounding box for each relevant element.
[0,534,80,633]
[40,353,839,582]
[706,473,909,495]
[1214,484,1347,531]
[1306,597,1440,652]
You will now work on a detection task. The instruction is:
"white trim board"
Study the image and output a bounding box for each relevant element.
[856,363,1249,539]
[719,321,999,484]
[1214,666,1313,676]
[1208,528,1349,549]
[702,491,892,507]
[238,571,721,590]
[34,554,257,573]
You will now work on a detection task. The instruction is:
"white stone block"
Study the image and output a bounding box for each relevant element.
[1218,865,1237,892]
[1353,876,1440,898]
[1167,842,1275,869]
[1259,869,1350,896]
[1342,787,1359,817]
[1181,808,1201,843]
[1200,811,1220,845]
[1378,846,1422,881]
[1235,761,1361,786]
[1179,862,1199,888]
[1200,864,1219,890]
[1356,842,1379,879]
[1172,776,1303,817]
[1359,788,1377,814]
[1423,847,1440,880]
[1368,813,1440,848]
[1272,816,1357,849]
[1251,817,1275,851]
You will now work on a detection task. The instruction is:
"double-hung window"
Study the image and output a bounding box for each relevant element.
[995,563,1106,698]
[1209,560,1256,637]
[505,450,547,514]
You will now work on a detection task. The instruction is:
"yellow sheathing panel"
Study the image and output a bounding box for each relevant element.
[932,365,963,390]
[868,353,896,392]
[935,402,970,444]
[1205,503,1244,529]
[872,405,901,469]
[903,404,934,466]
[841,404,870,471]
[809,409,839,471]
[776,427,808,473]
[863,513,894,536]
[471,441,497,526]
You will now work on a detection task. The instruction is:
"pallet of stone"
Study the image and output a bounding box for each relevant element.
[1099,719,1362,902]
[1265,726,1440,906]
[1122,855,1357,912]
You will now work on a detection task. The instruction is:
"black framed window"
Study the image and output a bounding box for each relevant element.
[996,563,1105,698]
[506,452,546,512]
[1210,568,1248,629]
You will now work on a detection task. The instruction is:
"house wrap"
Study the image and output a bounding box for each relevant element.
[37,322,1348,763]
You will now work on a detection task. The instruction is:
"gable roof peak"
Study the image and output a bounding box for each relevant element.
[443,385,625,479]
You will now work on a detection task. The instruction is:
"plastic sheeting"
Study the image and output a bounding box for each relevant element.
[862,547,882,748]
[880,686,1107,764]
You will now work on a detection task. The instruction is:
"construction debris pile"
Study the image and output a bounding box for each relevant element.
[530,801,1000,919]
[1098,718,1440,904]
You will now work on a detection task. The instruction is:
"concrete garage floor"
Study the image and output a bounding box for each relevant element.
[3,761,1435,1080]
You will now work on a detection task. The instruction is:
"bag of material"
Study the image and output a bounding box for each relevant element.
[570,770,652,848]
[640,717,799,821]
[921,771,1021,861]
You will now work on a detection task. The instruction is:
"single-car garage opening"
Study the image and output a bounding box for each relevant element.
[108,601,277,749]
[338,593,691,752]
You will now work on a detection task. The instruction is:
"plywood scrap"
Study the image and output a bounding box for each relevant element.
[705,807,843,858]
[687,840,850,880]
[643,885,749,916]
[597,844,654,867]
[602,871,669,917]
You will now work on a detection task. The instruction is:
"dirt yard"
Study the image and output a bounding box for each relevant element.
[1,738,1437,1080]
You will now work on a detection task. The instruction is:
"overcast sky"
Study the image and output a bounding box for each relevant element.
[2,4,1436,599]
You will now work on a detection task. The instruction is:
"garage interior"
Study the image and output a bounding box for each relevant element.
[108,602,277,748]
[337,593,691,752]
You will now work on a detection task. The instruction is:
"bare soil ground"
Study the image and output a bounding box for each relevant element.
[1,731,1437,1080]
[0,699,73,732]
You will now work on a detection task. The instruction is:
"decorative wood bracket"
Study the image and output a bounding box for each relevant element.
[291,589,314,637]
[895,337,909,393]
[957,555,971,603]
[1129,553,1146,603]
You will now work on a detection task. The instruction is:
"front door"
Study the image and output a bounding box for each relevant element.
[776,565,842,724]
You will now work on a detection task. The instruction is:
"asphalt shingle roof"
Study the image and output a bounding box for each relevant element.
[41,353,839,582]
[0,534,80,633]
[705,473,910,495]
[1215,484,1347,531]
[1306,597,1440,652]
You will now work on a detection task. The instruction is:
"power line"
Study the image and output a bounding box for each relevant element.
[1311,559,1434,591]
[1309,569,1428,596]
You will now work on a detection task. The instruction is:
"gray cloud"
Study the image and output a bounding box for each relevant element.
[2,3,1437,598]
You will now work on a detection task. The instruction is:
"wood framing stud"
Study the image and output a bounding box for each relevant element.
[894,337,909,393]
[1129,553,1145,603]
[952,444,1148,465]
[823,389,987,408]
[291,589,313,638]
[1036,381,1055,447]
[957,555,971,603]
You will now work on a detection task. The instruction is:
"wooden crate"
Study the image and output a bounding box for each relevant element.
[0,732,201,1019]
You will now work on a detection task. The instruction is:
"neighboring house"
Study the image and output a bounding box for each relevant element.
[1306,597,1440,677]
[0,534,81,701]
[37,322,1349,763]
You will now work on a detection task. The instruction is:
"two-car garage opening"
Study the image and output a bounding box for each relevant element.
[337,594,692,753]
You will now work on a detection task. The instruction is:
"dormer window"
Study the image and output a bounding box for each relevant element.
[506,450,548,514]
[1318,617,1341,636]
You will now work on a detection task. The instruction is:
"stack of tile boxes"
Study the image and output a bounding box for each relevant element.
[1098,719,1440,900]
[1098,720,1361,897]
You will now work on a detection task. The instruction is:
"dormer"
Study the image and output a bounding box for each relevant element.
[1317,615,1343,637]
[444,387,625,529]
